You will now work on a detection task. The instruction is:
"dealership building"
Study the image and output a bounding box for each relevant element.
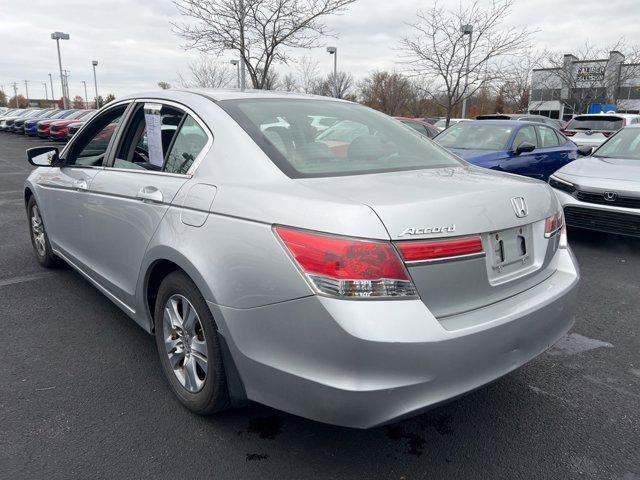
[528,51,640,120]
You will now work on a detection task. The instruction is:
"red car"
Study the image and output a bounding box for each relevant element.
[394,117,440,139]
[49,110,95,141]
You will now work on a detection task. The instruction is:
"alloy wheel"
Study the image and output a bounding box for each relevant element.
[162,294,208,393]
[31,205,46,256]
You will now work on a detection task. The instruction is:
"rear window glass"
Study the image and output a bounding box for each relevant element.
[219,99,461,178]
[435,123,514,150]
[566,116,624,132]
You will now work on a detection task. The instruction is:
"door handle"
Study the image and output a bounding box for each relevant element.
[136,186,163,203]
[73,179,88,191]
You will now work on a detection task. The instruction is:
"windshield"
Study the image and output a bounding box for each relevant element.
[594,128,640,160]
[219,99,461,178]
[566,115,624,132]
[435,122,514,150]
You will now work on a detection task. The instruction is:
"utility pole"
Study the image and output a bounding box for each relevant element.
[43,82,49,101]
[48,73,55,105]
[239,0,246,90]
[62,70,70,104]
[24,80,29,106]
[81,80,88,108]
[11,82,18,107]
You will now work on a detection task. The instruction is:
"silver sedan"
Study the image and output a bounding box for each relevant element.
[24,89,579,428]
[550,125,640,238]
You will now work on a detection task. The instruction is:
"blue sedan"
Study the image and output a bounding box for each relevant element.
[435,119,582,181]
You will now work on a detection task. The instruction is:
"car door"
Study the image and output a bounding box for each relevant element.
[34,102,130,269]
[501,125,543,179]
[82,101,211,308]
[535,125,571,180]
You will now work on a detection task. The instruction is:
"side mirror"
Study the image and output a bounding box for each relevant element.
[27,146,59,167]
[514,142,536,155]
[577,145,592,156]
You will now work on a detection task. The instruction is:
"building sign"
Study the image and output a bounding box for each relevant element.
[576,65,605,82]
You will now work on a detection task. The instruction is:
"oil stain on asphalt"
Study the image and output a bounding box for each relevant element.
[385,413,454,457]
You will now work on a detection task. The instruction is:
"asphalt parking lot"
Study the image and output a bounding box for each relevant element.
[0,133,638,480]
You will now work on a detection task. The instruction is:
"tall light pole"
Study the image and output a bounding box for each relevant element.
[230,60,240,88]
[460,24,473,119]
[92,60,99,108]
[11,82,18,107]
[24,80,29,106]
[239,0,246,90]
[43,82,48,102]
[326,46,337,98]
[48,73,55,105]
[81,80,88,108]
[51,32,70,109]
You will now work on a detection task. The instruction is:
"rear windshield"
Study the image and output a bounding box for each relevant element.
[594,128,640,160]
[566,115,624,132]
[219,99,461,178]
[435,122,514,150]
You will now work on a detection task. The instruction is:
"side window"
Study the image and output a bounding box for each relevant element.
[164,116,208,174]
[538,126,561,148]
[113,103,207,174]
[512,126,538,149]
[68,105,127,166]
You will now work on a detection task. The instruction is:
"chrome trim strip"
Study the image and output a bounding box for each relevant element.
[52,248,136,314]
[404,251,486,266]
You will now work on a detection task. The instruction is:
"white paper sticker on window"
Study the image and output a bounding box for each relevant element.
[144,103,163,167]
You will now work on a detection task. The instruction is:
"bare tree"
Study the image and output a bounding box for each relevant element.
[532,40,640,115]
[327,71,354,99]
[297,55,321,94]
[178,56,234,88]
[495,50,546,113]
[280,72,299,92]
[172,0,355,89]
[359,71,414,115]
[400,0,533,126]
[158,81,172,90]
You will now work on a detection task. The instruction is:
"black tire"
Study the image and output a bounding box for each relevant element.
[26,196,63,268]
[154,270,230,414]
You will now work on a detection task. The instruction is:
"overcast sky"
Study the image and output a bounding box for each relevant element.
[1,0,639,100]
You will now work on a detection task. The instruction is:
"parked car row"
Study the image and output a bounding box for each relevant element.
[0,107,95,140]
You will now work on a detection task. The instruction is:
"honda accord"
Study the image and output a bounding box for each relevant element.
[23,89,579,428]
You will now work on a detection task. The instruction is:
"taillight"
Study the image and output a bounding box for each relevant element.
[274,226,417,298]
[395,236,484,263]
[561,130,575,137]
[602,131,614,138]
[544,210,564,238]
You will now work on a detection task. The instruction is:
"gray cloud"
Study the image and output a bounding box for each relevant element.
[1,0,639,99]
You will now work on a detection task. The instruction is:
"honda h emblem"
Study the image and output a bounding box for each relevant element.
[511,197,528,218]
[603,191,618,202]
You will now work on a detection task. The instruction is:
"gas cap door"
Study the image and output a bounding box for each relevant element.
[180,183,217,227]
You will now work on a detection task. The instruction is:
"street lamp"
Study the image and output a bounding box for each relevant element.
[48,73,55,105]
[91,60,99,108]
[81,80,88,108]
[42,82,48,101]
[460,24,473,119]
[326,46,337,97]
[230,60,240,89]
[51,31,70,109]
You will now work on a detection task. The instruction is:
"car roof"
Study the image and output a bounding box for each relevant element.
[459,119,533,127]
[573,113,640,119]
[119,88,351,103]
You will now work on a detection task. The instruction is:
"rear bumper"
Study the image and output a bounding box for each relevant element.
[211,247,579,428]
[555,189,640,237]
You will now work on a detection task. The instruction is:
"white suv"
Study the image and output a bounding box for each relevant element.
[562,113,640,149]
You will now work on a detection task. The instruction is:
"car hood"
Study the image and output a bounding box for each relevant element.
[556,156,640,182]
[298,166,556,239]
[445,148,506,164]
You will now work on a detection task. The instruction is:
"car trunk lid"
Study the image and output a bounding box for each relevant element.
[299,166,562,317]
